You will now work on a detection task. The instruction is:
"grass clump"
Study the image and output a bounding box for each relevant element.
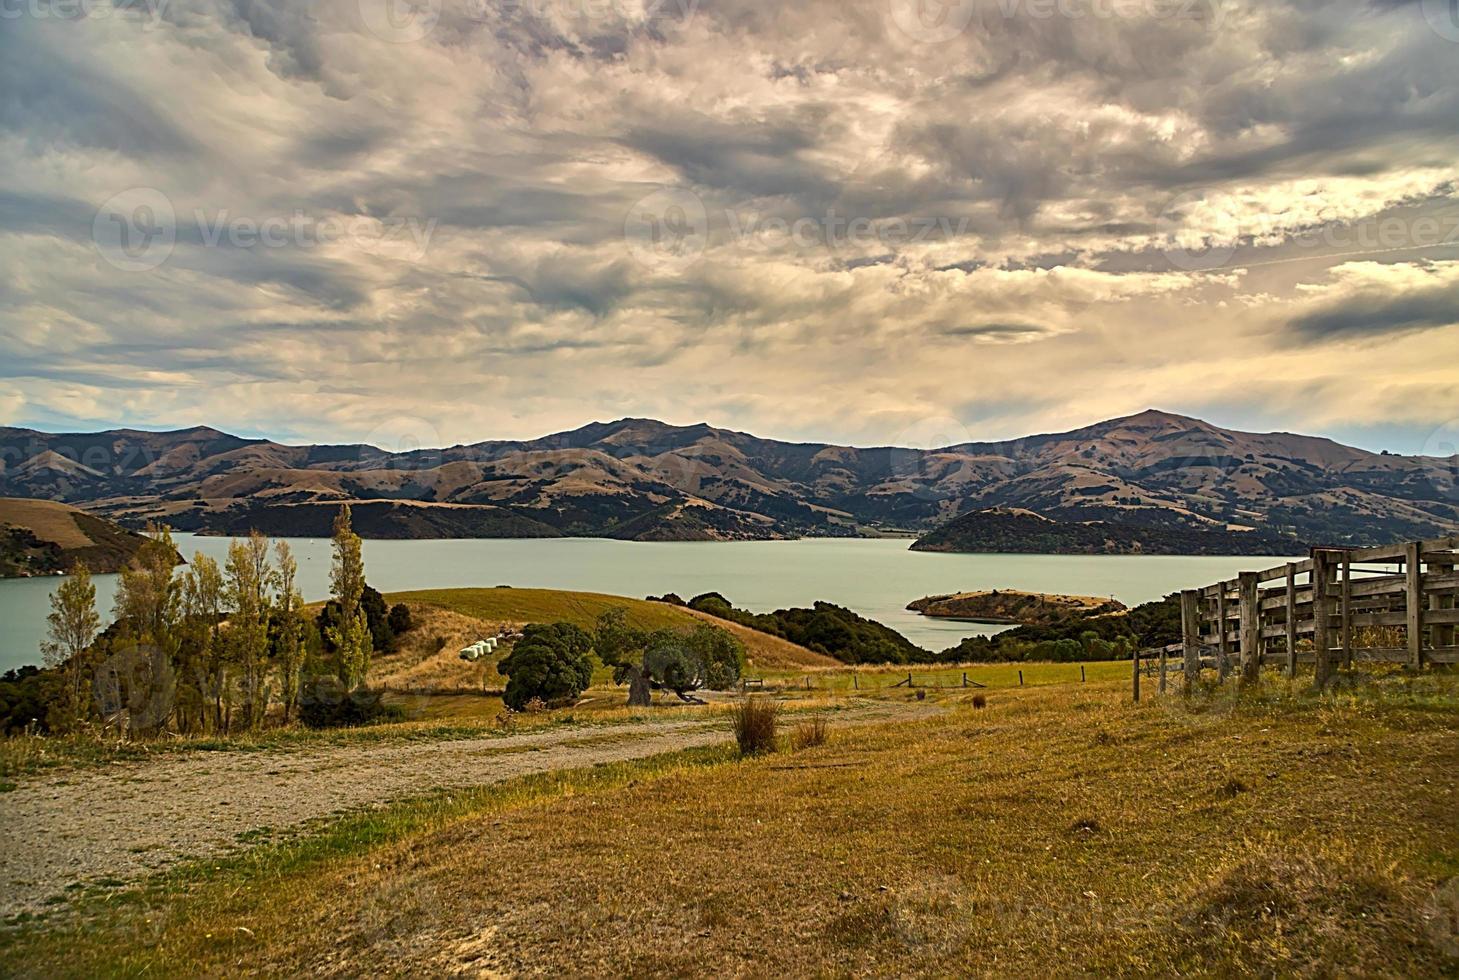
[733,697,779,755]
[791,715,829,750]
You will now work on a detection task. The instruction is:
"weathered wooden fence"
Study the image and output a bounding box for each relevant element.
[1135,535,1459,697]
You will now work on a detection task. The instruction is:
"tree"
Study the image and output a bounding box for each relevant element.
[496,622,594,711]
[640,624,744,702]
[273,540,306,723]
[595,610,744,705]
[327,504,372,688]
[179,553,225,732]
[387,603,413,637]
[176,552,225,734]
[108,525,181,737]
[40,563,100,730]
[113,525,180,646]
[593,607,651,706]
[226,532,274,729]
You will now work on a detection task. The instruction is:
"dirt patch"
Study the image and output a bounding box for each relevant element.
[0,702,926,917]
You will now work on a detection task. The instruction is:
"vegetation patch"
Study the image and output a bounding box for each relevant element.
[2,680,1457,975]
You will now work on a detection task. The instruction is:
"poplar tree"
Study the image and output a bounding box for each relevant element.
[328,504,372,688]
[109,525,181,736]
[178,552,225,734]
[226,531,274,729]
[273,540,306,722]
[41,563,100,730]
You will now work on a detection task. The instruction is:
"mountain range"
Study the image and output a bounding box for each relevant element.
[0,410,1455,549]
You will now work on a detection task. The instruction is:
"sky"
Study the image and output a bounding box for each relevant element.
[2,0,1458,457]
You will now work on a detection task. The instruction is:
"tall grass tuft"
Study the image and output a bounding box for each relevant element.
[733,697,780,755]
[791,715,829,750]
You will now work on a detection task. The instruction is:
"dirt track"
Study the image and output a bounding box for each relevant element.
[0,704,923,917]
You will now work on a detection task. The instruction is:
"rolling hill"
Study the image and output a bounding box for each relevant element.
[1,410,1455,549]
[0,497,163,577]
[908,507,1299,556]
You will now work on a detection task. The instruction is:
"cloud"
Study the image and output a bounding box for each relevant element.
[1,0,1458,451]
[1288,261,1459,340]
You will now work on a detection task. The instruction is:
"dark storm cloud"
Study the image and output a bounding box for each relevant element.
[0,30,197,159]
[1290,277,1459,340]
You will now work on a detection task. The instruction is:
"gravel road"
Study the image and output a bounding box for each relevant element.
[1,705,922,917]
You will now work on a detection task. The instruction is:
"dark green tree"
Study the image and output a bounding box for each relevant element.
[497,622,594,710]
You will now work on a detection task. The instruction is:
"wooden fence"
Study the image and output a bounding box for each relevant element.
[1135,535,1459,697]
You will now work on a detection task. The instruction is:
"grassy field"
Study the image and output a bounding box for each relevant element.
[389,588,840,670]
[5,671,1458,976]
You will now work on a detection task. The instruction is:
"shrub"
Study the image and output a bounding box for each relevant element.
[496,622,594,710]
[791,715,829,750]
[297,677,403,729]
[316,583,398,654]
[733,697,779,755]
[387,603,414,636]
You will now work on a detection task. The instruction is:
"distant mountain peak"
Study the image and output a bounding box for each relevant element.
[0,412,1450,548]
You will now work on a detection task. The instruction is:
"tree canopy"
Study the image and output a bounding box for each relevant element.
[497,622,595,710]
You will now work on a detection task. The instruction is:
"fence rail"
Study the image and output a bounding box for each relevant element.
[1135,535,1459,697]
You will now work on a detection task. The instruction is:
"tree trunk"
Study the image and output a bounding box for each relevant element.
[626,666,651,707]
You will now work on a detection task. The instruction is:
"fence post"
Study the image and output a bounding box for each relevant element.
[1340,553,1353,669]
[1018,670,1024,687]
[962,672,968,688]
[1313,550,1332,688]
[1080,664,1086,683]
[1406,540,1424,669]
[1285,564,1298,678]
[853,672,858,691]
[1180,589,1200,694]
[1132,649,1140,702]
[1239,572,1260,685]
[1433,556,1455,652]
[1159,646,1168,694]
[1216,583,1231,682]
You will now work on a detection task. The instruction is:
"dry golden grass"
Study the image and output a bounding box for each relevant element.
[368,603,508,690]
[0,498,92,549]
[7,674,1458,977]
[388,587,836,672]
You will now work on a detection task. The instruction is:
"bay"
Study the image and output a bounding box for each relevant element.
[0,535,1294,673]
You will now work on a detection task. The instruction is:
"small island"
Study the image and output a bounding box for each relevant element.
[906,589,1127,626]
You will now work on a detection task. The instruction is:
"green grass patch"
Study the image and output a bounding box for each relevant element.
[390,587,697,634]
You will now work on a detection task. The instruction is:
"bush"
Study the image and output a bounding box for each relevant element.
[733,697,779,755]
[0,666,65,735]
[791,715,829,750]
[387,603,414,636]
[297,676,403,728]
[316,583,398,654]
[497,622,594,711]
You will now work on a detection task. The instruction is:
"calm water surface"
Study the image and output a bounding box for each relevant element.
[0,535,1293,672]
